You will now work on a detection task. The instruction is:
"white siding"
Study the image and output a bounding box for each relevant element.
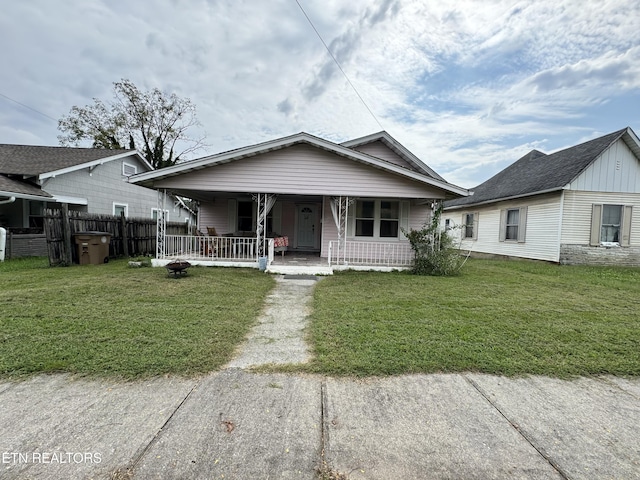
[561,190,640,246]
[569,138,640,193]
[444,193,562,262]
[153,144,444,198]
[351,141,418,172]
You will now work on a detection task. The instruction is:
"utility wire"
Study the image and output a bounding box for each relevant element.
[0,92,58,122]
[294,0,385,131]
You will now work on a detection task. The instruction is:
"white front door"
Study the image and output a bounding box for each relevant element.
[296,204,317,249]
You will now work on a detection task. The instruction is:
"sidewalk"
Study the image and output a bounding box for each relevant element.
[1,276,639,479]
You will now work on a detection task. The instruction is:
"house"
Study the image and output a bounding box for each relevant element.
[0,144,195,257]
[131,131,468,273]
[444,127,640,266]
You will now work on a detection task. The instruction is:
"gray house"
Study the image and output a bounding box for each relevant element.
[0,144,195,256]
[444,127,640,266]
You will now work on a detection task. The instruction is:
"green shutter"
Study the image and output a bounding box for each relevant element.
[621,205,633,247]
[590,204,602,246]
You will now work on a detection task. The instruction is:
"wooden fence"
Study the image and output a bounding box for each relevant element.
[44,206,189,265]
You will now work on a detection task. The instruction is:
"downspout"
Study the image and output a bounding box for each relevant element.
[0,196,16,205]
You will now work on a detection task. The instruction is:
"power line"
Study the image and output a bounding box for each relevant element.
[294,0,385,131]
[0,92,58,122]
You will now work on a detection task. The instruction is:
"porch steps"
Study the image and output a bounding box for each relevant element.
[266,264,333,275]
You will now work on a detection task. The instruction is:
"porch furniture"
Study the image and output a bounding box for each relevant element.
[271,235,289,256]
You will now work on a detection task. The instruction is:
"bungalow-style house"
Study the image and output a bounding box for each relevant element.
[131,131,468,273]
[444,127,640,266]
[0,144,195,257]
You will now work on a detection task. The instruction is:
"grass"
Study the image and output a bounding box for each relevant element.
[0,258,275,379]
[299,260,640,378]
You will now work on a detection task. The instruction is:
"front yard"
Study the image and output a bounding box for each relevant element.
[0,258,274,379]
[1,258,638,379]
[303,260,640,377]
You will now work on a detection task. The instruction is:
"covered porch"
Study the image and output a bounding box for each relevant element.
[153,192,419,274]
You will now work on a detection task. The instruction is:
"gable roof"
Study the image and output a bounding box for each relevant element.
[0,175,52,200]
[0,144,149,177]
[446,127,639,209]
[132,131,468,197]
[340,131,445,181]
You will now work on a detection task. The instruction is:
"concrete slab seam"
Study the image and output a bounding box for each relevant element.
[463,375,571,480]
[124,379,201,475]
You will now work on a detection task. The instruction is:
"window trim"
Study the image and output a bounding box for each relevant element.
[462,212,478,240]
[151,208,169,221]
[499,207,527,243]
[590,204,632,247]
[348,199,408,240]
[113,202,128,217]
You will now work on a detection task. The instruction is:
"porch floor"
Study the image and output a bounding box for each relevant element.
[267,251,333,275]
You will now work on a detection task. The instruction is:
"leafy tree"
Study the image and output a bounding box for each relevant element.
[58,79,205,169]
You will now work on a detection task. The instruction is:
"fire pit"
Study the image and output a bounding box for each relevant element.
[166,260,191,277]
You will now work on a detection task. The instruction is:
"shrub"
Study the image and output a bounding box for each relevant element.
[403,202,465,276]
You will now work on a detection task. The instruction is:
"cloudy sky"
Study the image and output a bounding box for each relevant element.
[1,0,639,188]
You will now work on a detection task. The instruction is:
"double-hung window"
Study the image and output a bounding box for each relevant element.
[463,212,478,240]
[353,199,403,239]
[499,207,527,243]
[590,204,632,246]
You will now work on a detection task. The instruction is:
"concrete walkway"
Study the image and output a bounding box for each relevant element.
[226,275,317,368]
[1,275,639,479]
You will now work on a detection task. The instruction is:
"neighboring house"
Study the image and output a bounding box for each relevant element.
[444,127,640,266]
[0,144,195,257]
[131,131,468,273]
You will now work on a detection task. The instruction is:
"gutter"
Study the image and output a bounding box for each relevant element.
[0,196,16,205]
[444,187,565,211]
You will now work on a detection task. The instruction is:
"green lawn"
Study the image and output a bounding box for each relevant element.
[0,258,275,379]
[301,260,640,377]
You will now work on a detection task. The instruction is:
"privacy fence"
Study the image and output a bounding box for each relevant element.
[44,205,189,265]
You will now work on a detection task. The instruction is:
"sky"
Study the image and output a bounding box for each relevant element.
[1,0,639,189]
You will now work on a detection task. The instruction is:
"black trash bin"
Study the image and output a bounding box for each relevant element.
[74,231,111,265]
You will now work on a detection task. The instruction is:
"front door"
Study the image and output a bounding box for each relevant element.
[296,204,317,249]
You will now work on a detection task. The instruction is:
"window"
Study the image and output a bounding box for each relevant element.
[505,209,519,240]
[237,201,254,231]
[355,200,375,237]
[590,204,632,246]
[500,207,527,243]
[152,208,169,221]
[113,203,128,217]
[353,199,402,239]
[463,213,475,239]
[122,162,137,177]
[601,205,622,243]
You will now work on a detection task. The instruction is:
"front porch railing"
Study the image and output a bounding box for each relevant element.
[328,240,414,267]
[162,235,258,262]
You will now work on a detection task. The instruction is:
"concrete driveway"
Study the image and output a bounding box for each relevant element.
[1,371,639,479]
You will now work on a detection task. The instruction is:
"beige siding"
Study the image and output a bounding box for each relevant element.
[561,190,640,246]
[153,144,443,198]
[444,193,562,262]
[569,139,640,193]
[351,141,418,171]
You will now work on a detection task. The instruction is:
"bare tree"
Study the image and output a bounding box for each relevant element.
[58,79,206,169]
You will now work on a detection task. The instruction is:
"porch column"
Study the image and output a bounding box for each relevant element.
[331,196,353,265]
[156,189,167,259]
[253,193,278,257]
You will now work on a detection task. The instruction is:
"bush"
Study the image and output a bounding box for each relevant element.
[403,202,465,276]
